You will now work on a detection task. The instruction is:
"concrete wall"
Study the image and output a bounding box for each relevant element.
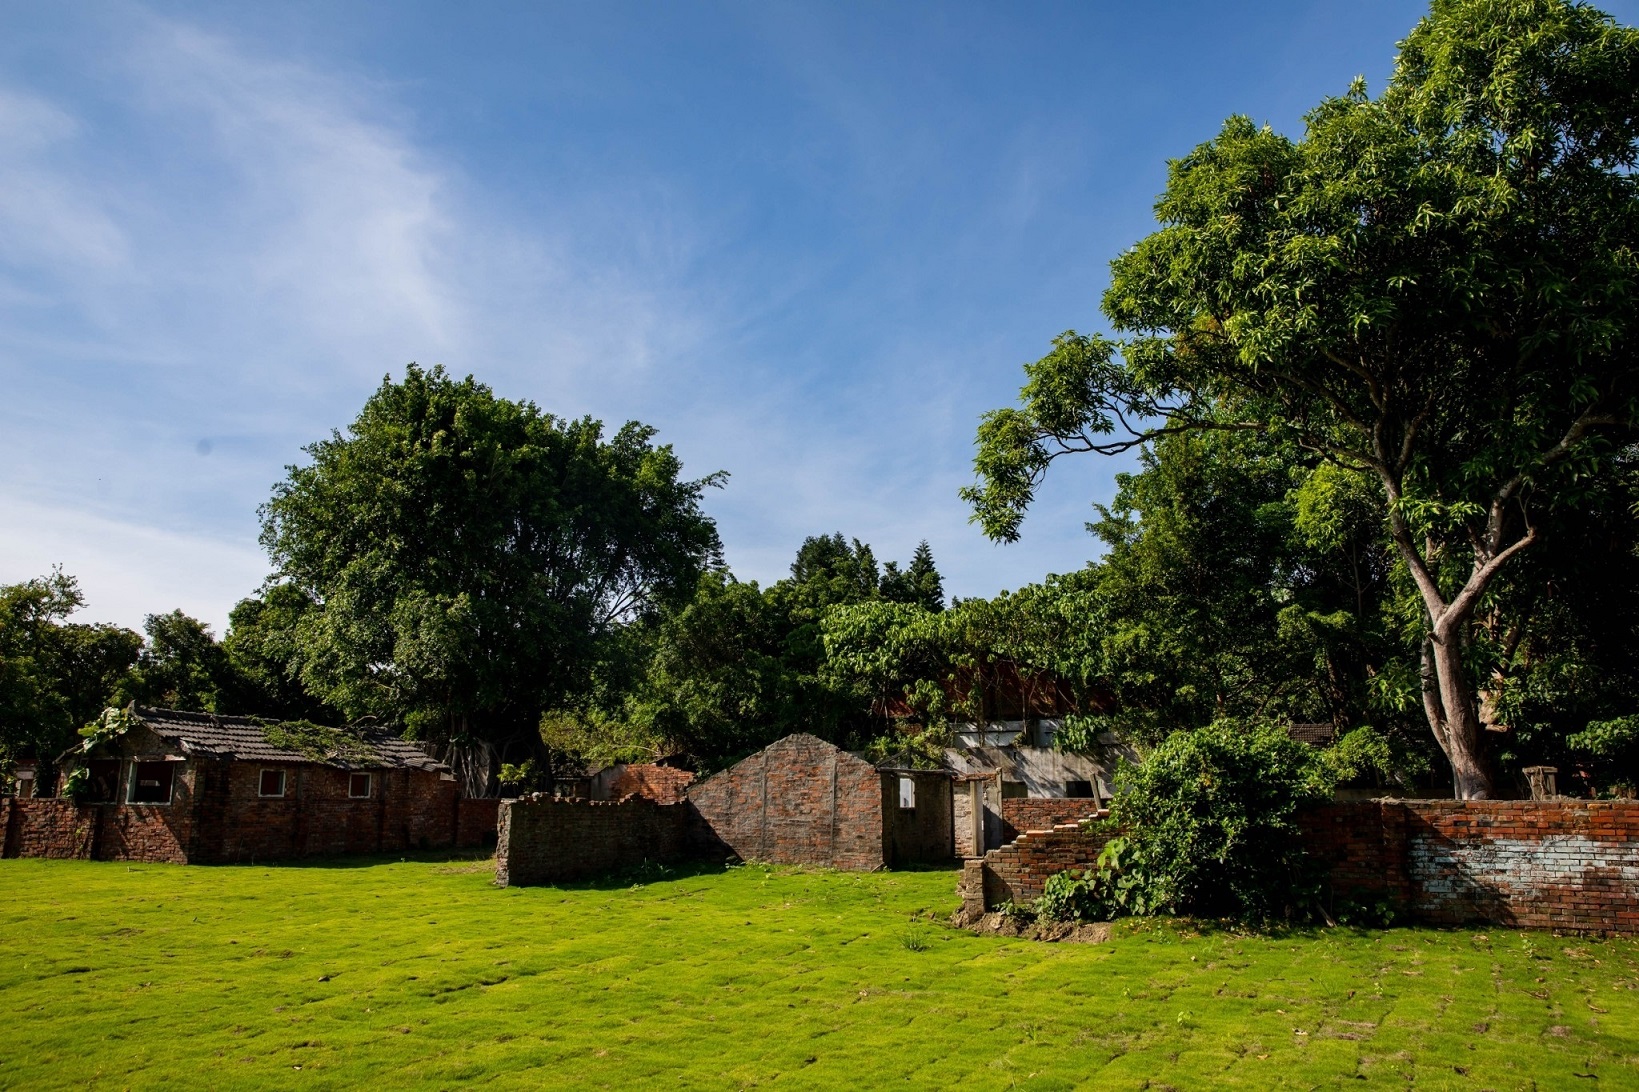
[495,796,691,886]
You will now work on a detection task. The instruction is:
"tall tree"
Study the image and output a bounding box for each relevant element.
[258,364,723,785]
[966,0,1639,797]
[0,572,142,776]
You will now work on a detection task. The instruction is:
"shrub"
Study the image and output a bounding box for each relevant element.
[1110,719,1333,920]
[1034,836,1145,922]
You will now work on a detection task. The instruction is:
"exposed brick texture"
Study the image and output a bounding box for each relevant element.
[596,763,695,804]
[495,796,691,886]
[959,814,1112,915]
[1303,800,1639,934]
[999,798,1103,844]
[2,759,495,864]
[495,734,958,885]
[958,800,1639,934]
[687,734,890,871]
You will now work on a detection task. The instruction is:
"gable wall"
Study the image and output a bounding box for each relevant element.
[687,735,887,870]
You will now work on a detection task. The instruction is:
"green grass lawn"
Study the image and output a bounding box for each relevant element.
[1,857,1636,1089]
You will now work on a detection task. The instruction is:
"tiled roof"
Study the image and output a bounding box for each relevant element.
[134,707,449,772]
[1287,723,1337,747]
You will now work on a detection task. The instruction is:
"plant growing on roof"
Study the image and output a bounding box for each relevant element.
[78,706,138,753]
[256,718,375,764]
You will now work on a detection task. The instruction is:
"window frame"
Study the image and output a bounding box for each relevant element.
[128,760,175,806]
[347,772,373,799]
[258,768,287,798]
[898,775,916,810]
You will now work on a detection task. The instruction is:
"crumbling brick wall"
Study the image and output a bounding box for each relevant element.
[687,734,887,870]
[1304,800,1639,933]
[599,764,695,804]
[456,798,500,848]
[495,796,690,886]
[999,798,1103,844]
[959,817,1114,915]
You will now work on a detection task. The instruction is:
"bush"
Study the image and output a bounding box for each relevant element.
[1110,719,1333,920]
[1034,836,1144,922]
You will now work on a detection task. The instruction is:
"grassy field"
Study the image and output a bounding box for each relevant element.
[1,857,1636,1089]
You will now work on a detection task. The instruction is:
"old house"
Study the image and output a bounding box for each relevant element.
[689,734,954,870]
[0,707,497,863]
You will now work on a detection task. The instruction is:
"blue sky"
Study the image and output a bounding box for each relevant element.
[6,1,1632,633]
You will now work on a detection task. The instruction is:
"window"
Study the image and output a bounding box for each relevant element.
[348,772,372,799]
[259,769,287,798]
[85,759,123,803]
[898,776,915,810]
[1065,779,1095,799]
[130,761,174,805]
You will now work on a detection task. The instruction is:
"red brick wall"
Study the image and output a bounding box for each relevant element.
[687,734,886,870]
[999,798,1102,843]
[1304,800,1639,934]
[457,798,500,848]
[601,764,695,804]
[2,760,482,864]
[0,798,192,862]
[959,816,1112,914]
[495,796,691,886]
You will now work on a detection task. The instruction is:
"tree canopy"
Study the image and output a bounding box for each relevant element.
[966,0,1639,798]
[256,364,724,781]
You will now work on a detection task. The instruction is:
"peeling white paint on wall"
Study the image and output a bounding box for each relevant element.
[1411,834,1639,900]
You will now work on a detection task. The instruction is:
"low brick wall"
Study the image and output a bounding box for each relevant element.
[999,798,1102,843]
[959,813,1112,916]
[1303,800,1639,934]
[0,798,190,862]
[495,796,693,886]
[959,800,1639,934]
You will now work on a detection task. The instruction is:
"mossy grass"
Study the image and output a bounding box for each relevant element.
[1,857,1636,1088]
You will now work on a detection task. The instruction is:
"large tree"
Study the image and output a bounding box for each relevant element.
[258,364,723,787]
[966,0,1639,797]
[0,572,142,777]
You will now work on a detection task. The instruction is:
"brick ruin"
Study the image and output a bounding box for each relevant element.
[959,799,1639,934]
[0,708,498,865]
[494,733,957,885]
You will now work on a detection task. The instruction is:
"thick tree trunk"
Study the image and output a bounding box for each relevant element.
[1423,633,1494,800]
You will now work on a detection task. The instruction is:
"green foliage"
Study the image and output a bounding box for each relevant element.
[497,759,541,792]
[0,571,142,774]
[77,706,138,753]
[119,610,238,713]
[1034,837,1146,922]
[59,766,91,804]
[967,0,1639,797]
[256,364,724,760]
[257,718,375,764]
[1110,720,1335,920]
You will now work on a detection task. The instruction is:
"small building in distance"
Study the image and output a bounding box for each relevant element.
[687,734,954,870]
[0,707,497,864]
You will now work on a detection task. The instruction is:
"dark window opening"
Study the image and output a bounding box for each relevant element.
[85,760,122,803]
[348,772,372,799]
[1065,779,1095,799]
[259,769,286,797]
[130,761,174,805]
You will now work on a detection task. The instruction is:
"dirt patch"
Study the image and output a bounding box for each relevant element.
[952,909,1112,944]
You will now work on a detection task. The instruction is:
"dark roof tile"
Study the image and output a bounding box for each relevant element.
[134,707,448,772]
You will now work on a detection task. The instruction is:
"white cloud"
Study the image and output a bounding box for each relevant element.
[0,492,267,634]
